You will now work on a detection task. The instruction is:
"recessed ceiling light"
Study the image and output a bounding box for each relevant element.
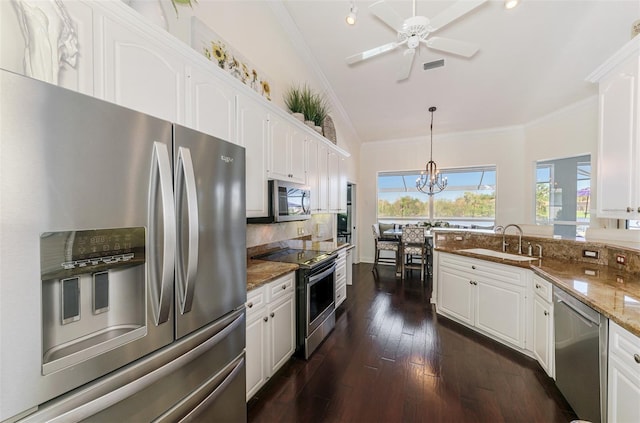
[504,0,519,9]
[346,2,358,25]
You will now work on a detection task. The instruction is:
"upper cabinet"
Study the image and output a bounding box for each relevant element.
[267,114,307,185]
[588,36,640,219]
[186,65,236,143]
[94,14,185,124]
[236,92,269,218]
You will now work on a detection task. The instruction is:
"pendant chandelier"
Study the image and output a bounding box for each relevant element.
[416,106,447,195]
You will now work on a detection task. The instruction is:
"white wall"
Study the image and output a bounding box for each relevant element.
[358,97,600,263]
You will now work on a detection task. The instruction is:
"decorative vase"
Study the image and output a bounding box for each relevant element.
[128,0,168,30]
[292,112,305,122]
[304,120,315,128]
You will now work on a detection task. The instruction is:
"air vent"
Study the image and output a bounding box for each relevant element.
[423,59,445,71]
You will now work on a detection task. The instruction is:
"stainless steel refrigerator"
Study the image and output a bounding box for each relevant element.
[0,69,247,422]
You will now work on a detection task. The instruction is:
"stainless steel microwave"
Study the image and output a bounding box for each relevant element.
[248,180,311,223]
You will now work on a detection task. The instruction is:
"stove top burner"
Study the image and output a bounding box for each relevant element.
[255,248,336,268]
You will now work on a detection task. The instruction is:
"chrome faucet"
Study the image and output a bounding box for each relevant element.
[501,224,523,254]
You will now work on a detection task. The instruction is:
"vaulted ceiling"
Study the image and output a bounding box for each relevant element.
[280,0,639,142]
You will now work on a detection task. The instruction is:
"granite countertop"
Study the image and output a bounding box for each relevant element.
[247,259,298,291]
[436,246,640,337]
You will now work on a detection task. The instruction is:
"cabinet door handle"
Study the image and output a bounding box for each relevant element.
[544,310,549,316]
[535,284,541,289]
[282,284,286,290]
[247,302,253,308]
[471,265,476,270]
[634,354,640,364]
[627,207,633,213]
[270,312,275,318]
[263,316,268,322]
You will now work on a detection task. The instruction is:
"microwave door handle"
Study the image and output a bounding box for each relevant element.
[149,142,176,325]
[176,147,199,314]
[302,191,310,214]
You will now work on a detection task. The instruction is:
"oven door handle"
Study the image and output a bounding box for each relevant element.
[308,263,337,287]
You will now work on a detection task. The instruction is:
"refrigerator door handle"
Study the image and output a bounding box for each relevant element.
[153,356,245,423]
[149,141,176,325]
[175,147,199,314]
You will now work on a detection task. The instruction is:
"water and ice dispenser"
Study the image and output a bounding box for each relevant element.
[40,228,146,374]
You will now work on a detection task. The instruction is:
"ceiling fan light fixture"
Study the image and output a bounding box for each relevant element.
[346,3,358,25]
[504,0,519,10]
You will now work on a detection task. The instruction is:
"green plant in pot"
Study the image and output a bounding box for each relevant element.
[301,90,328,130]
[284,84,305,121]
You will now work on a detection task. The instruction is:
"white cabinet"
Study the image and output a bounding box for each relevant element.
[245,273,295,401]
[328,151,347,213]
[346,246,354,286]
[94,14,185,123]
[236,92,269,218]
[608,320,640,423]
[436,252,527,349]
[268,114,306,184]
[306,138,329,213]
[185,65,236,144]
[335,249,347,308]
[588,37,640,219]
[532,275,554,377]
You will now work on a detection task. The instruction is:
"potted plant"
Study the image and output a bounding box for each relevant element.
[283,84,305,122]
[301,90,328,132]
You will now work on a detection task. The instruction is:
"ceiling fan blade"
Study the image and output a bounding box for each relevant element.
[427,0,487,32]
[397,48,416,81]
[370,0,405,32]
[346,41,400,64]
[425,37,479,58]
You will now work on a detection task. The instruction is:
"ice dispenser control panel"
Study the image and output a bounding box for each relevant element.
[40,227,145,280]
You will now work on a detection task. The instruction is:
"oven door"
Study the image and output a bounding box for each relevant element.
[306,262,336,335]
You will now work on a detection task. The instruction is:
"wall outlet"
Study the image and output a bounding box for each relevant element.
[582,249,599,259]
[616,254,627,265]
[454,236,463,241]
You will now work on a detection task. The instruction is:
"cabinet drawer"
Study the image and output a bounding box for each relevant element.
[246,286,266,319]
[533,274,553,303]
[267,272,295,303]
[610,321,640,377]
[440,253,526,287]
[335,263,347,284]
[335,283,347,307]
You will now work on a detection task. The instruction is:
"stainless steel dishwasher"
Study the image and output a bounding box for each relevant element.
[554,287,608,423]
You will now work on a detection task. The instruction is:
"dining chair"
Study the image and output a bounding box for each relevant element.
[400,226,427,282]
[372,224,399,272]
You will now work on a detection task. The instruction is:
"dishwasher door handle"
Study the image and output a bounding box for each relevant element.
[556,298,598,326]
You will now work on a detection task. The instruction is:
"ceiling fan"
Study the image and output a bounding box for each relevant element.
[346,0,487,80]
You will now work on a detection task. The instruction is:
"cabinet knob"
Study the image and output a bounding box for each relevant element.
[627,207,633,213]
[270,312,275,318]
[247,302,253,308]
[263,316,268,322]
[544,311,549,316]
[535,284,541,289]
[471,265,476,270]
[637,206,640,213]
[282,284,286,290]
[634,354,640,364]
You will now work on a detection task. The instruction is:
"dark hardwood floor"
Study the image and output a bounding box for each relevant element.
[247,263,577,423]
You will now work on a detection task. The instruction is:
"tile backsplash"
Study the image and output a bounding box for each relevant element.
[246,214,334,248]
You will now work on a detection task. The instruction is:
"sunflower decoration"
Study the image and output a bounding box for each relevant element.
[241,63,250,84]
[210,41,227,68]
[261,80,271,101]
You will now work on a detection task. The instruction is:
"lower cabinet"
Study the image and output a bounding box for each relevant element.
[335,250,347,308]
[608,320,640,423]
[532,274,554,377]
[436,252,527,350]
[245,272,295,401]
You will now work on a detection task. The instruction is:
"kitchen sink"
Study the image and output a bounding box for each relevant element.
[459,248,538,262]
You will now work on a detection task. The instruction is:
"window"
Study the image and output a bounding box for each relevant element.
[377,166,496,227]
[535,154,590,239]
